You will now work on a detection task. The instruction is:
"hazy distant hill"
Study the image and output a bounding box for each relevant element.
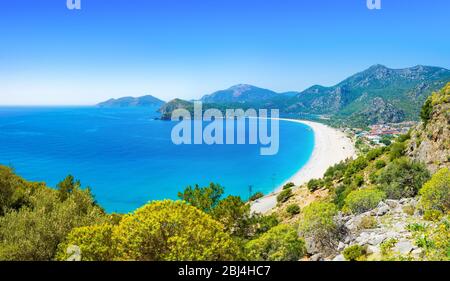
[97,95,165,108]
[201,84,279,104]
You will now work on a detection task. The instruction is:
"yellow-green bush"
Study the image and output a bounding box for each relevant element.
[343,188,386,214]
[245,224,305,261]
[57,200,241,261]
[343,245,365,261]
[419,168,450,215]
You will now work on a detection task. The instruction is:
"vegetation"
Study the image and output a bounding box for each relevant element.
[298,202,339,254]
[276,188,292,203]
[245,225,305,261]
[343,245,365,261]
[282,182,295,190]
[307,179,323,192]
[376,158,430,199]
[286,204,300,216]
[343,188,386,214]
[0,175,106,261]
[419,168,450,215]
[249,192,264,201]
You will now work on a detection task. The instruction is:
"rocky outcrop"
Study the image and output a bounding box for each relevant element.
[330,198,428,261]
[407,83,450,173]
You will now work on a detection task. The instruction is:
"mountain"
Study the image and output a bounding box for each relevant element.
[158,65,450,126]
[283,65,450,126]
[201,84,279,104]
[158,98,194,120]
[97,95,165,108]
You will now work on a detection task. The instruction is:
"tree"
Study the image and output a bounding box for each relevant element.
[211,195,252,237]
[57,175,81,201]
[245,225,305,261]
[420,96,433,125]
[177,183,224,213]
[0,186,106,261]
[298,202,339,254]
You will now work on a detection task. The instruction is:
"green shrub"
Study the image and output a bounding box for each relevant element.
[343,245,365,261]
[419,168,450,214]
[366,148,384,161]
[375,160,386,169]
[245,224,306,261]
[377,158,430,199]
[307,179,323,192]
[380,238,398,256]
[344,188,386,214]
[389,142,406,161]
[286,204,300,216]
[249,192,264,202]
[277,189,293,203]
[282,182,295,190]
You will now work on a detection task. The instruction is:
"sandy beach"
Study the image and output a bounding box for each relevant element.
[251,119,356,214]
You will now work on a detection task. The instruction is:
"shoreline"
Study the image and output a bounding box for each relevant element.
[251,119,356,214]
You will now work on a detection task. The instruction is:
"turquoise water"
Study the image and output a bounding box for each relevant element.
[0,107,314,213]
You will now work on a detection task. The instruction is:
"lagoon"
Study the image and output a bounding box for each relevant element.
[0,107,314,213]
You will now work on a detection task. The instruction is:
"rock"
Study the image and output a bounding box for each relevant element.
[366,245,381,255]
[332,254,346,261]
[337,242,346,251]
[394,240,414,255]
[411,248,423,259]
[305,237,320,255]
[375,202,390,216]
[310,253,323,261]
[385,199,400,209]
[368,234,386,246]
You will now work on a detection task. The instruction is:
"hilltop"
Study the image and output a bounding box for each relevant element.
[97,95,165,108]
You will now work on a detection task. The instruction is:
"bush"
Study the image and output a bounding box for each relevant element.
[389,142,406,161]
[113,200,240,261]
[298,202,339,254]
[282,182,295,190]
[380,238,398,256]
[344,188,386,214]
[419,168,450,214]
[249,192,264,202]
[307,179,323,192]
[358,216,378,230]
[245,225,306,261]
[366,148,384,161]
[286,204,300,216]
[343,245,365,261]
[423,210,443,222]
[375,160,386,169]
[277,189,292,203]
[377,158,430,199]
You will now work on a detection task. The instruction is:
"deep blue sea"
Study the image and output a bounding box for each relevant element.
[0,107,314,213]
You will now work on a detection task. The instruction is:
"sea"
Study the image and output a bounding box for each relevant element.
[0,106,314,213]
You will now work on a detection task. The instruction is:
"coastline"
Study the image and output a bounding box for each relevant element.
[251,119,356,214]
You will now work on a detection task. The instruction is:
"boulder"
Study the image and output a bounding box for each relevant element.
[394,240,414,255]
[332,254,346,261]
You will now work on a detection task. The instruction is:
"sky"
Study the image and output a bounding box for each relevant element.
[0,0,449,105]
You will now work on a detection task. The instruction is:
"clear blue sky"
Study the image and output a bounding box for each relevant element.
[1,0,449,105]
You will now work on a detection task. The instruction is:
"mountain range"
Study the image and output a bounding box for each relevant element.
[98,65,450,127]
